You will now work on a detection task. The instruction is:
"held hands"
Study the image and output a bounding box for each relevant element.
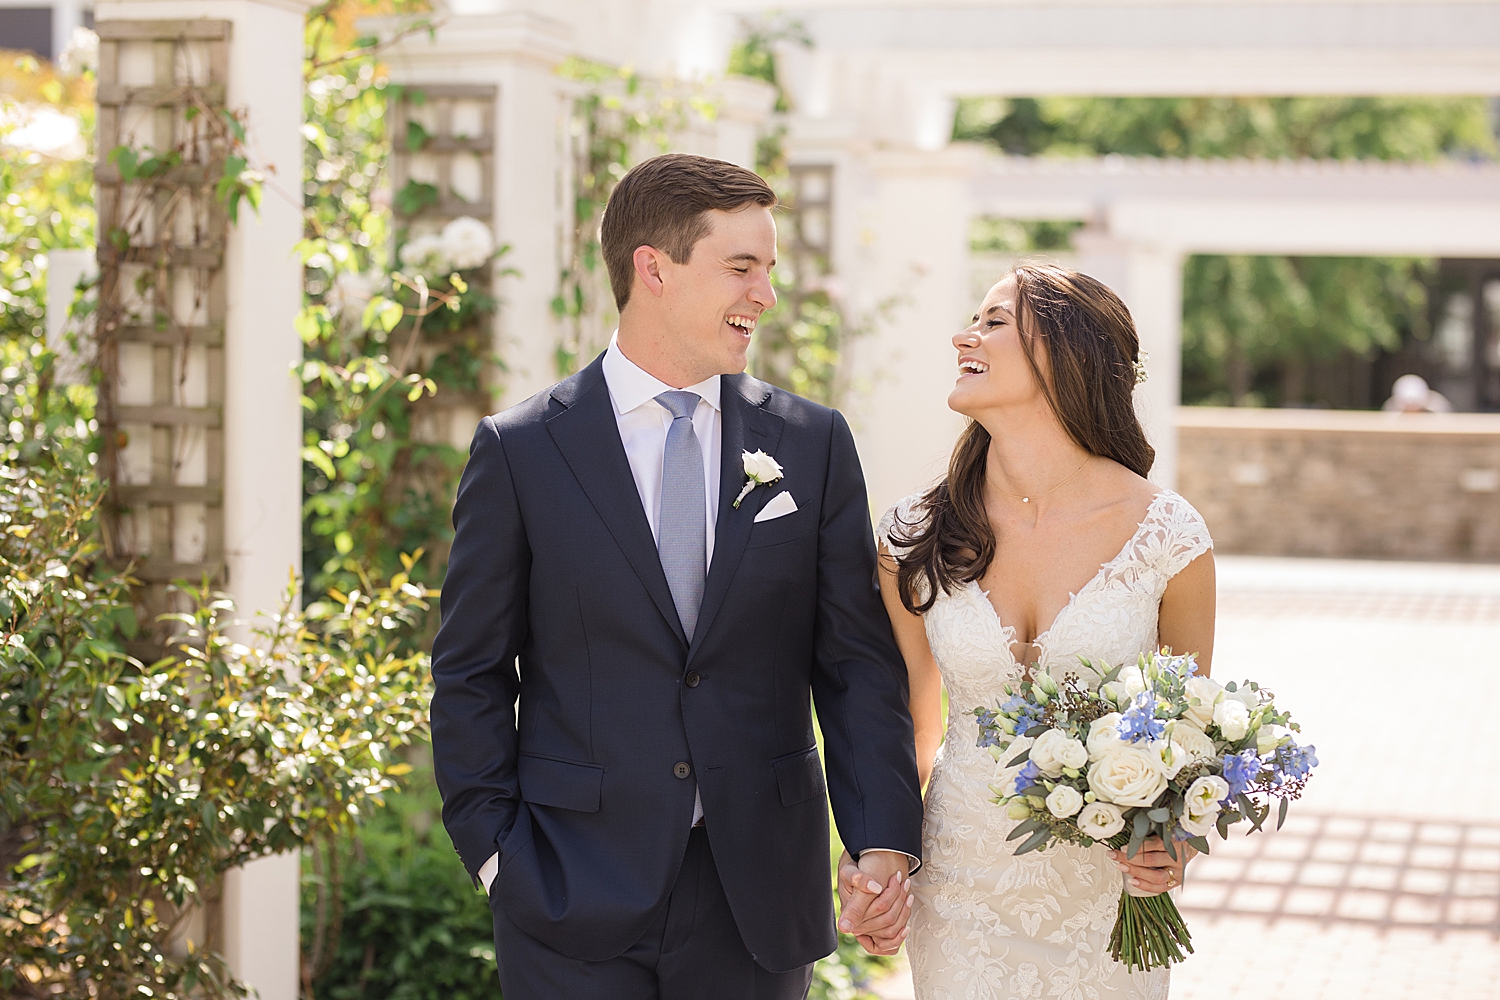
[1108,837,1198,895]
[836,850,913,956]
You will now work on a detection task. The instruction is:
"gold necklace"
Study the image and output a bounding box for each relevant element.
[991,455,1091,504]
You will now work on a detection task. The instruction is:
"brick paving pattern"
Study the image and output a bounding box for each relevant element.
[873,555,1500,1000]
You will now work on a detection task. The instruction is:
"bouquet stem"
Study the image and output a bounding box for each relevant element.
[1109,888,1194,972]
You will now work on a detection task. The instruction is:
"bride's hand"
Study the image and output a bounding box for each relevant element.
[837,850,912,955]
[1108,837,1197,895]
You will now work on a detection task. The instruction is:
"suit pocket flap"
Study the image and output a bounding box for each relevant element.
[771,745,826,807]
[518,754,604,813]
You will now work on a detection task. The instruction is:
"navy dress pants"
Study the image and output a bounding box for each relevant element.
[491,827,816,1000]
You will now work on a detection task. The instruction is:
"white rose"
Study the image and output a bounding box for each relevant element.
[1213,698,1251,742]
[1168,723,1217,767]
[329,270,375,317]
[1179,811,1217,837]
[1182,676,1223,730]
[1087,746,1168,807]
[1182,775,1231,837]
[1076,801,1126,840]
[1257,724,1287,756]
[742,449,784,483]
[1087,713,1124,761]
[398,232,448,273]
[1030,728,1088,778]
[439,215,496,270]
[1230,685,1261,711]
[1147,739,1187,780]
[1046,784,1084,819]
[1118,665,1149,697]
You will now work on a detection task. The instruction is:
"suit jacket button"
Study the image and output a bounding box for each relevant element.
[685,671,701,688]
[673,762,692,779]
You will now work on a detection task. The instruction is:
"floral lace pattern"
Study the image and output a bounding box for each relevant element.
[880,491,1212,1000]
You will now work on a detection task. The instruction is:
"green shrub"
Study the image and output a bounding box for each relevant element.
[301,749,495,999]
[0,446,432,997]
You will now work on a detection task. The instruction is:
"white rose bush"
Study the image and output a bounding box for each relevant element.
[974,650,1318,972]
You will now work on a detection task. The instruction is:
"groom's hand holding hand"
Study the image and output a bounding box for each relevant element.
[837,850,913,956]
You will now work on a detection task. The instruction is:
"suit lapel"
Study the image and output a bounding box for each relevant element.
[546,359,688,648]
[689,374,784,663]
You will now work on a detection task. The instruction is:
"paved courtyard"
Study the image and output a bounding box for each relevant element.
[872,554,1500,1000]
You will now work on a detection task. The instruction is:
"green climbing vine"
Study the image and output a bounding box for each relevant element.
[552,58,713,375]
[297,10,504,603]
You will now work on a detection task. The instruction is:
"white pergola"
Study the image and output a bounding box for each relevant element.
[751,0,1500,509]
[827,149,1500,505]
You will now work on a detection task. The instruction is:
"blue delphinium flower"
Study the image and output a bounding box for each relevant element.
[1269,741,1319,784]
[1221,750,1262,800]
[1013,759,1042,794]
[1000,693,1044,732]
[1118,691,1165,743]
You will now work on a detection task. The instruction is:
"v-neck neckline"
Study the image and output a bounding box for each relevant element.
[970,490,1169,665]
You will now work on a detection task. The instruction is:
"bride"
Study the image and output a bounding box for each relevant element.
[842,264,1215,999]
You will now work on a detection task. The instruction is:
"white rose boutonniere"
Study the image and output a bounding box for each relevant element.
[734,450,784,508]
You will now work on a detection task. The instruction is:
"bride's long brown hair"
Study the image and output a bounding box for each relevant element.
[891,264,1155,615]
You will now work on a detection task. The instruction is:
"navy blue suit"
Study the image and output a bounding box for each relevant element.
[430,355,922,994]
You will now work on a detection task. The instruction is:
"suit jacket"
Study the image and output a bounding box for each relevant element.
[430,354,923,973]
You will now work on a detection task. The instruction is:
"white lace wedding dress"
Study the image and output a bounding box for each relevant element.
[879,490,1213,1000]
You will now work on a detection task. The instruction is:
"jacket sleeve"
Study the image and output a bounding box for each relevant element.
[810,410,924,863]
[431,415,530,878]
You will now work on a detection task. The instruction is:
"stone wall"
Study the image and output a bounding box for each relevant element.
[1176,407,1500,562]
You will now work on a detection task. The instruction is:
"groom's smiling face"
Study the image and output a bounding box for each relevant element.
[644,204,778,380]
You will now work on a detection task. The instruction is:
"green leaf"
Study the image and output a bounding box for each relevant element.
[1006,817,1041,842]
[406,120,430,152]
[378,300,404,333]
[394,180,440,216]
[108,144,139,181]
[1006,748,1030,767]
[1147,807,1169,823]
[1277,796,1290,831]
[1127,811,1149,858]
[1187,835,1212,855]
[220,107,246,142]
[1015,826,1052,855]
[301,445,336,479]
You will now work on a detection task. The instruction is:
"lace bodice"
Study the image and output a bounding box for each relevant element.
[879,490,1212,1000]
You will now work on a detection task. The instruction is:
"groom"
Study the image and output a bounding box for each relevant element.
[430,153,922,998]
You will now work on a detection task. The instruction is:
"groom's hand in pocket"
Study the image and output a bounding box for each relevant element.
[837,850,912,955]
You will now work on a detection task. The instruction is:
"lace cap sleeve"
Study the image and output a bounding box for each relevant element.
[877,493,926,560]
[1152,490,1214,580]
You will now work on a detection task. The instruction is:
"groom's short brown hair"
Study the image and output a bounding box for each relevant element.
[601,154,777,311]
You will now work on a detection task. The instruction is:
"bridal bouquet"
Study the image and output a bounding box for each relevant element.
[973,651,1317,972]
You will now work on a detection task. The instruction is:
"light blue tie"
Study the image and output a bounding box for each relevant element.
[656,391,706,642]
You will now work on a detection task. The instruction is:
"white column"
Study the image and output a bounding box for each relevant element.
[1076,229,1184,488]
[94,1,311,996]
[711,75,775,170]
[840,147,974,515]
[379,11,572,411]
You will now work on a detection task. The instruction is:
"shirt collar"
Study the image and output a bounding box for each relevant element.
[603,333,722,416]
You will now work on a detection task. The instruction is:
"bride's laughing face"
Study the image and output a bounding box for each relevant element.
[948,275,1049,418]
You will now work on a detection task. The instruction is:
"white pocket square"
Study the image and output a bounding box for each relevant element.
[754,491,798,523]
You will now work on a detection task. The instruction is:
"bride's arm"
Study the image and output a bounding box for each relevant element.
[877,542,944,790]
[1158,550,1216,675]
[1115,549,1218,894]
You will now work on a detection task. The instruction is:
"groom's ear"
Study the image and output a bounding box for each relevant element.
[631,245,668,300]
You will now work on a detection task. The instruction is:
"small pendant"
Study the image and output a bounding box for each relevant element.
[1022,497,1030,503]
